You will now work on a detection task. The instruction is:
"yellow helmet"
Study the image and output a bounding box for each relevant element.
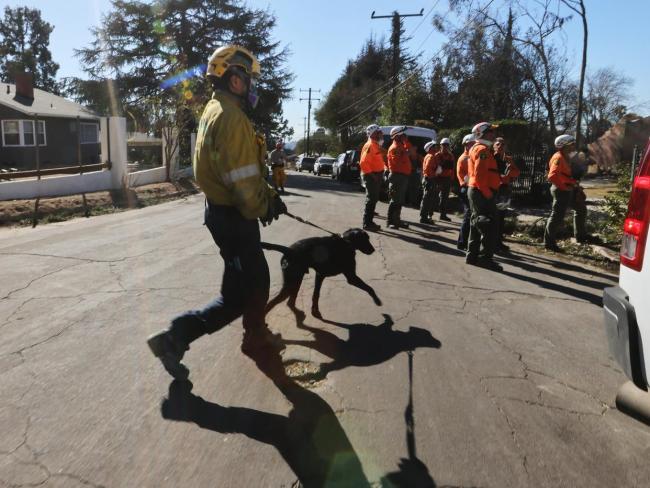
[206,45,261,79]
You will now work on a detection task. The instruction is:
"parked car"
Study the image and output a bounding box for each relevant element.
[314,156,335,176]
[295,155,316,173]
[332,150,361,182]
[603,138,650,419]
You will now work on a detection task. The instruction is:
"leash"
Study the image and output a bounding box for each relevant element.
[284,211,338,236]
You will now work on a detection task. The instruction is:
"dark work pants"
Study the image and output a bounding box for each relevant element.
[362,172,382,225]
[457,186,471,248]
[467,187,497,260]
[387,173,409,225]
[169,202,270,346]
[544,186,587,246]
[433,177,452,217]
[420,177,435,219]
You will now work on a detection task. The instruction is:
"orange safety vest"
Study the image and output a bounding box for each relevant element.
[456,150,470,186]
[360,138,386,174]
[387,140,412,175]
[468,142,501,198]
[422,153,436,178]
[434,150,455,179]
[547,151,575,191]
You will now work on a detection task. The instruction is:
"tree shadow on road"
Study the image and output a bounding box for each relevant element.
[380,351,436,488]
[161,346,372,487]
[378,229,462,258]
[282,312,441,382]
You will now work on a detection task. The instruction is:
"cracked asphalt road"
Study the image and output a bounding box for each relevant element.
[1,172,648,488]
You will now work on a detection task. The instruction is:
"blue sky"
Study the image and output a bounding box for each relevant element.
[6,0,650,140]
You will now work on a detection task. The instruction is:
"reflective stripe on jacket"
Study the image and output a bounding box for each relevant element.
[547,151,575,191]
[360,139,386,174]
[387,140,412,175]
[468,142,501,199]
[193,91,275,219]
[456,151,470,186]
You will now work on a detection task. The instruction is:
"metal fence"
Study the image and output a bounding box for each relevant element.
[509,151,552,204]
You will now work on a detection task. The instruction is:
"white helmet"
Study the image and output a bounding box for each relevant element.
[440,137,451,145]
[424,140,437,152]
[366,124,381,137]
[462,133,475,144]
[390,125,407,138]
[472,121,498,138]
[554,134,576,149]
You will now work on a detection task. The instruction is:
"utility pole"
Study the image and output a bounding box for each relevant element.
[300,88,320,155]
[371,8,424,121]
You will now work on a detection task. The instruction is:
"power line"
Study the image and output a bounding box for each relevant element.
[300,88,320,155]
[337,0,496,131]
[336,1,441,117]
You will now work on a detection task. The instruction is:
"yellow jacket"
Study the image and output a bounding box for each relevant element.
[193,91,275,219]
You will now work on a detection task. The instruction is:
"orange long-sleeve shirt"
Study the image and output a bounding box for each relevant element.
[547,151,576,191]
[433,150,455,179]
[360,139,386,174]
[422,153,436,178]
[496,153,521,185]
[456,150,470,186]
[468,142,502,198]
[387,140,412,175]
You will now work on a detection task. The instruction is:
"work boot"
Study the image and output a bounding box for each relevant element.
[465,254,478,265]
[456,242,467,251]
[419,217,434,225]
[399,221,410,229]
[147,330,189,380]
[439,214,452,222]
[495,243,510,255]
[363,222,381,231]
[544,242,561,252]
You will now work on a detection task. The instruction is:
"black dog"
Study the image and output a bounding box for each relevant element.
[263,228,382,318]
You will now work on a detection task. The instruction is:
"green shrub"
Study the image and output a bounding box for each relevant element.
[597,164,632,244]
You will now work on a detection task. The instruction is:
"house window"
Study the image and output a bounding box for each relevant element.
[80,122,99,144]
[1,120,47,147]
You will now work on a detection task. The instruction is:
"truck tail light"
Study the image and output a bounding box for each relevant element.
[621,145,650,271]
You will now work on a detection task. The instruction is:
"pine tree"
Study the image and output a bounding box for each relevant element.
[75,0,293,138]
[0,6,59,93]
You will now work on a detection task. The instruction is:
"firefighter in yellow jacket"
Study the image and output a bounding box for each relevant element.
[148,45,287,379]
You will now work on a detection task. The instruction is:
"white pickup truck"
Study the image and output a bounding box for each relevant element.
[603,139,650,421]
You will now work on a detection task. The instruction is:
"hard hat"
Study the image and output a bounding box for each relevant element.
[440,137,451,145]
[206,45,261,79]
[472,122,498,138]
[366,124,382,137]
[390,125,407,138]
[554,134,576,149]
[424,140,437,152]
[462,133,475,144]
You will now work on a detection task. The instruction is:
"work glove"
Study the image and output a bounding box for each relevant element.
[260,195,287,227]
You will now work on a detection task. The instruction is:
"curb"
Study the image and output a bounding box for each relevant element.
[616,381,650,426]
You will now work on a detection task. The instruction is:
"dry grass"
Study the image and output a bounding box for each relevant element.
[0,178,199,228]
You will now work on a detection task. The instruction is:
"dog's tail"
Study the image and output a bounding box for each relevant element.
[261,242,291,255]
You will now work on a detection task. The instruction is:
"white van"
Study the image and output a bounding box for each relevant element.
[603,138,650,420]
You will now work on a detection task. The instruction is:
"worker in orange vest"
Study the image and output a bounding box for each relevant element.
[386,125,412,229]
[466,122,503,272]
[544,134,587,251]
[456,133,475,250]
[419,140,440,224]
[360,124,387,231]
[431,137,455,221]
[493,137,520,252]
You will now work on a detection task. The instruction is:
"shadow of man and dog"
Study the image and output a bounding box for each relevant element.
[160,309,441,487]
